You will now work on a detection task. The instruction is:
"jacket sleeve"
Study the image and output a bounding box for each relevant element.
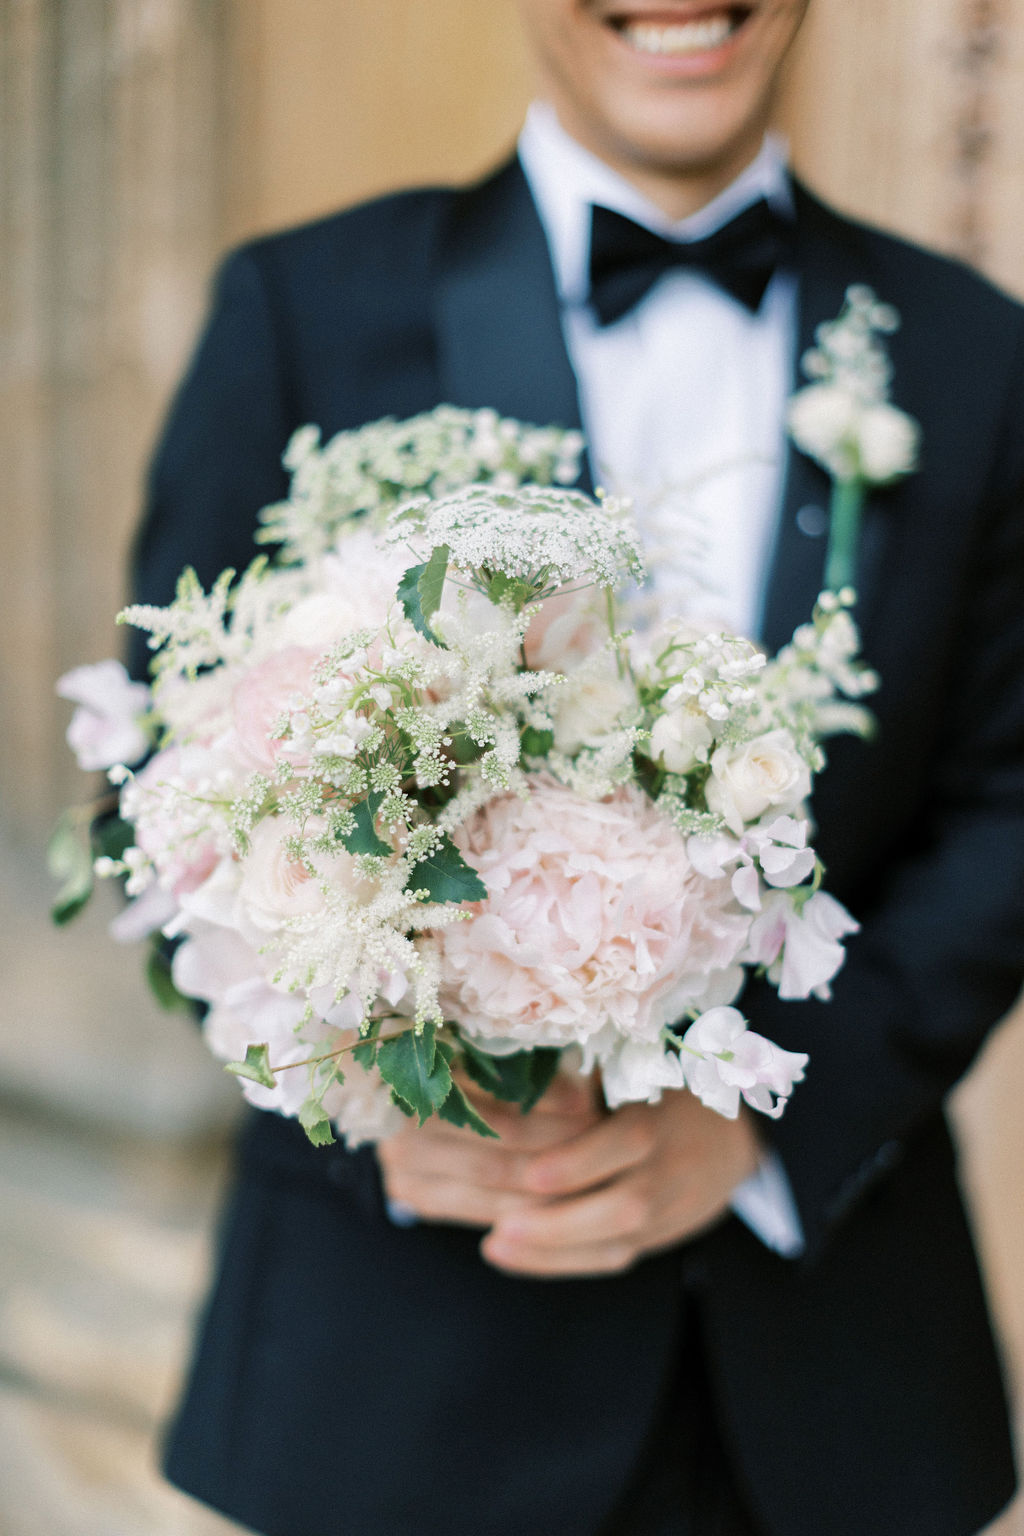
[754,325,1024,1260]
[127,244,292,677]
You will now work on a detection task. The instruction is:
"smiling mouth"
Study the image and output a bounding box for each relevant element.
[609,7,756,56]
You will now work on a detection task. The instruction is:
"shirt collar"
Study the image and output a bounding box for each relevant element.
[517,99,793,307]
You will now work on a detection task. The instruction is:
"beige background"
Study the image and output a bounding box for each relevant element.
[0,0,1021,1531]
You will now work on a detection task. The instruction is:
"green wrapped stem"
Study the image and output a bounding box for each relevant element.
[824,476,866,593]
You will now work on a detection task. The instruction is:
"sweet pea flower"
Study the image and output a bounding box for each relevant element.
[602,1039,685,1108]
[744,889,859,1000]
[681,1006,808,1119]
[56,660,150,771]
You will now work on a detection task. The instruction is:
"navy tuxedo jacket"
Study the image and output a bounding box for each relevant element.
[136,160,1024,1536]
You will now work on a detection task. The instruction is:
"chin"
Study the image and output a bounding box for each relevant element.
[521,0,807,187]
[601,89,771,177]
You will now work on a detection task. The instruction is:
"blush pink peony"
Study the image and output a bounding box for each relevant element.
[437,777,750,1054]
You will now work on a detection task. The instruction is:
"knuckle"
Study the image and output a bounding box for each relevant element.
[383,1168,413,1203]
[604,1244,638,1275]
[524,1153,567,1193]
[627,1124,657,1161]
[615,1192,651,1236]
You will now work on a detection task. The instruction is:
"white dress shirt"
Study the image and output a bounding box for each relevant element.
[519,100,795,639]
[518,102,804,1257]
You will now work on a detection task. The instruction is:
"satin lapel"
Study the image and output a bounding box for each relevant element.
[761,185,888,654]
[434,158,593,492]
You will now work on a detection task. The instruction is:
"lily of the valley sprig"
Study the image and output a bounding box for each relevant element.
[787,285,921,593]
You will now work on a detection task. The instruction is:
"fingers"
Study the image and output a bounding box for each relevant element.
[481,1233,639,1278]
[490,1178,651,1251]
[480,1181,652,1276]
[378,1124,534,1195]
[521,1107,654,1196]
[381,1165,532,1228]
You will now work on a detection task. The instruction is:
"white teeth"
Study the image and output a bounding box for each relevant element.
[622,14,736,55]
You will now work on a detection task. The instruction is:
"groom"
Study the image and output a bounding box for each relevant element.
[136,3,1023,1533]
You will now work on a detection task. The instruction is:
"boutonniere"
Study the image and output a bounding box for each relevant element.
[787,284,921,593]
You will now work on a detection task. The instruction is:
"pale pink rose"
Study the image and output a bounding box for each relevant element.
[237,816,378,937]
[522,589,604,671]
[237,817,327,933]
[57,660,150,770]
[437,777,750,1053]
[232,646,320,772]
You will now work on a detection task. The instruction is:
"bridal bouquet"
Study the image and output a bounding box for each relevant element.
[56,404,878,1148]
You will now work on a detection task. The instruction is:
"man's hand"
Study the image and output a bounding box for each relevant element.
[376,1076,761,1278]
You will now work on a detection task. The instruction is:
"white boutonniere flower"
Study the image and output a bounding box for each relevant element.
[787,285,921,592]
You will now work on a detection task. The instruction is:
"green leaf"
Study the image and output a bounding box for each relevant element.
[377,1022,452,1125]
[397,544,449,647]
[342,792,391,856]
[485,572,532,609]
[437,1079,499,1138]
[95,814,135,861]
[520,726,554,760]
[352,1018,381,1069]
[225,1042,276,1090]
[411,834,487,905]
[146,942,193,1013]
[417,543,449,624]
[299,1098,336,1147]
[47,811,94,925]
[458,1035,562,1112]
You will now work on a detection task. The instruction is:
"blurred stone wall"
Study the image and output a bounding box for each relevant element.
[0,2,1021,1531]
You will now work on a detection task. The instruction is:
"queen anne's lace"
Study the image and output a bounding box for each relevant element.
[387,484,645,594]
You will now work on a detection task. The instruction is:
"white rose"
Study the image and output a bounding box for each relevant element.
[705,730,811,834]
[650,704,714,774]
[551,662,637,754]
[786,384,857,466]
[856,402,920,483]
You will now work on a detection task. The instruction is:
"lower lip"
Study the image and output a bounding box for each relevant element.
[607,12,755,76]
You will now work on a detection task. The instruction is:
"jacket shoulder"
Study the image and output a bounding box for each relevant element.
[797,182,1024,330]
[225,182,463,288]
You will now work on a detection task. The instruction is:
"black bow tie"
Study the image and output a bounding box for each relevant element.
[587,198,796,326]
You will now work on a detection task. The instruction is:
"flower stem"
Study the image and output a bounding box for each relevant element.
[824,477,865,593]
[266,1019,423,1077]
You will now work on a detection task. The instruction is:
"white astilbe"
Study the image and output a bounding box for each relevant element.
[387,484,645,595]
[259,408,586,565]
[546,726,648,801]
